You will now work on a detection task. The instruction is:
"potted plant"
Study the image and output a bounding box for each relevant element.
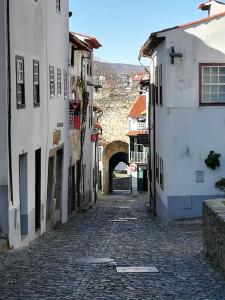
[205,151,221,170]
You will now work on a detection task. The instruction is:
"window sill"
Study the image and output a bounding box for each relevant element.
[34,103,40,108]
[17,104,26,109]
[200,102,225,106]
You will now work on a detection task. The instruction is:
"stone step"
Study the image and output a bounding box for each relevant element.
[0,239,8,254]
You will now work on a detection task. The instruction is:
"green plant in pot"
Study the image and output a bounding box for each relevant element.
[215,178,225,198]
[205,151,221,170]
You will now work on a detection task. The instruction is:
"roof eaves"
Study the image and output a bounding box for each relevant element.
[141,11,225,58]
[69,32,92,52]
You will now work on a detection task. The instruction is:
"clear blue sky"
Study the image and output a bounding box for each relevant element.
[69,0,206,65]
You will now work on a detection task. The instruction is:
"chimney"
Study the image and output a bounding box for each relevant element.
[198,0,225,17]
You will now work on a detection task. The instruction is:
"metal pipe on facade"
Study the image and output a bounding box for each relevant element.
[7,0,13,204]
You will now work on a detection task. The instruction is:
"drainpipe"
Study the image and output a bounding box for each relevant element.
[7,0,13,204]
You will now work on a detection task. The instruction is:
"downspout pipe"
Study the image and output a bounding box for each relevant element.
[7,0,13,204]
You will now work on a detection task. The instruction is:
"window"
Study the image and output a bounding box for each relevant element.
[16,56,25,108]
[159,64,163,106]
[56,0,61,13]
[160,158,164,190]
[49,66,55,99]
[200,63,225,105]
[155,66,158,105]
[71,46,75,67]
[156,153,159,183]
[64,70,68,99]
[57,68,61,97]
[33,60,40,106]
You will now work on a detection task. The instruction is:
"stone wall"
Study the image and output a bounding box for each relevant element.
[94,85,139,144]
[203,199,225,272]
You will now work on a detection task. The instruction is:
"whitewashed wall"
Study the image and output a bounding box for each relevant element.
[152,15,225,219]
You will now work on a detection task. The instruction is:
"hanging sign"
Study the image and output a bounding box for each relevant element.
[130,163,137,172]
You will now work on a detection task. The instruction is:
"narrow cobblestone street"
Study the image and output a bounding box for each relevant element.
[1,194,225,300]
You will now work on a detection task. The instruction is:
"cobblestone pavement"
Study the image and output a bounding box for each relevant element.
[1,193,225,300]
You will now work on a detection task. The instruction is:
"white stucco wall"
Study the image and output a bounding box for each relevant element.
[8,0,49,247]
[46,0,69,224]
[151,14,225,219]
[5,0,69,247]
[0,0,9,234]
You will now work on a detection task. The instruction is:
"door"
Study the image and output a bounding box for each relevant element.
[55,148,63,222]
[35,149,41,231]
[19,153,28,236]
[46,157,54,221]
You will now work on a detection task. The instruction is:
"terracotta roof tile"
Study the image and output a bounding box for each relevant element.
[127,130,148,136]
[128,95,146,117]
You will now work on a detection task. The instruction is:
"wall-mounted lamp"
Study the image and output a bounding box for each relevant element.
[170,46,183,64]
[69,11,73,18]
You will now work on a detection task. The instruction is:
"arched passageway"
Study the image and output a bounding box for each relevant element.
[102,141,129,194]
[109,152,130,193]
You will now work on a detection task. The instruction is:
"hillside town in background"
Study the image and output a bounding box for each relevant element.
[1,0,225,298]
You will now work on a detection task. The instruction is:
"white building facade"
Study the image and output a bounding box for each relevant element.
[69,32,102,211]
[141,1,225,219]
[0,0,69,248]
[127,94,149,194]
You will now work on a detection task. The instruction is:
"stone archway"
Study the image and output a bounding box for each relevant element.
[102,141,129,194]
[109,152,129,193]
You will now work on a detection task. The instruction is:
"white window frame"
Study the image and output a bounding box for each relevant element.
[16,56,25,108]
[200,63,225,105]
[49,66,55,99]
[33,60,40,106]
[57,68,61,97]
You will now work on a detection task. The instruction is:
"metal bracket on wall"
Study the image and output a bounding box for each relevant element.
[170,46,183,64]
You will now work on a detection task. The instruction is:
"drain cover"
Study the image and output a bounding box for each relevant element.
[77,257,115,264]
[116,267,159,273]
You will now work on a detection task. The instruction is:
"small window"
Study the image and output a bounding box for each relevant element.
[49,66,55,99]
[57,68,61,97]
[90,65,92,76]
[56,0,61,13]
[155,66,159,105]
[71,46,75,67]
[33,60,40,107]
[156,153,159,183]
[159,64,163,106]
[160,158,164,190]
[200,63,225,105]
[64,70,68,100]
[16,56,25,108]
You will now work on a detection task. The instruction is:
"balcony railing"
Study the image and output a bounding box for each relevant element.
[130,151,148,164]
[137,122,147,130]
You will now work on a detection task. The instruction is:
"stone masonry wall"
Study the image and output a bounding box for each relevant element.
[94,85,139,144]
[203,199,225,273]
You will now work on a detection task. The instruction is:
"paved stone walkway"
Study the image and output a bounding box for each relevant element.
[0,193,225,299]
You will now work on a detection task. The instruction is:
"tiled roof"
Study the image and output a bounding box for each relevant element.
[127,130,148,136]
[128,95,146,117]
[71,32,102,49]
[141,10,225,57]
[95,123,102,129]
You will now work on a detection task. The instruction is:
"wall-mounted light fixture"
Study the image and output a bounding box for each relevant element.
[170,46,183,64]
